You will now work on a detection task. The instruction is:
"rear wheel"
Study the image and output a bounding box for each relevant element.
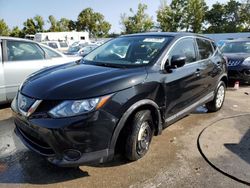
[206,81,226,112]
[125,110,153,161]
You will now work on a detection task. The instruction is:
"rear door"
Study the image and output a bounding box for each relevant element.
[164,37,203,120]
[2,39,48,101]
[0,40,6,103]
[195,38,217,94]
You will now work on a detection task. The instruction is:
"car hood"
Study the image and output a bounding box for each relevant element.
[21,62,147,100]
[223,53,250,60]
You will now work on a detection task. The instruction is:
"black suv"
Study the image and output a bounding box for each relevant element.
[12,33,228,167]
[220,38,250,83]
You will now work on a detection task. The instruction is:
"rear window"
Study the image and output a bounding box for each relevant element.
[48,42,58,49]
[59,42,68,48]
[196,38,214,60]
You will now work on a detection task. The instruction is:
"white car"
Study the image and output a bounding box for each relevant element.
[42,41,69,53]
[0,37,82,104]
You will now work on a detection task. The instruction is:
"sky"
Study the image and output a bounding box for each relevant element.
[0,0,229,33]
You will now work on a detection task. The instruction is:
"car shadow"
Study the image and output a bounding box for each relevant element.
[0,150,89,184]
[0,103,10,110]
[0,116,89,185]
[87,154,129,168]
[224,128,250,166]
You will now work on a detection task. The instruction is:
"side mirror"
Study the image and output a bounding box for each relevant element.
[170,55,186,68]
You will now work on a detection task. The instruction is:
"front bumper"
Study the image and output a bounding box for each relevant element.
[12,106,118,167]
[228,66,250,83]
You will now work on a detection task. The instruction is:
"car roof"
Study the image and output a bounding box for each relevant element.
[120,32,211,40]
[0,36,38,43]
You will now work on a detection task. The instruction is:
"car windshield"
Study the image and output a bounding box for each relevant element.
[68,43,89,53]
[221,41,250,53]
[83,36,172,67]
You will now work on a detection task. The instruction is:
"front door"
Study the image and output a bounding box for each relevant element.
[162,37,203,122]
[2,39,47,101]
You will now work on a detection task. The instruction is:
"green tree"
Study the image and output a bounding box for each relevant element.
[58,18,71,31]
[23,16,45,35]
[240,0,250,31]
[34,15,45,32]
[223,0,242,32]
[0,19,10,36]
[23,18,36,35]
[48,15,59,32]
[205,0,245,33]
[185,0,207,33]
[77,8,111,37]
[10,26,23,37]
[121,3,154,34]
[157,0,188,32]
[68,20,77,31]
[204,3,225,33]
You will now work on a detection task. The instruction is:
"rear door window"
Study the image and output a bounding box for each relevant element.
[196,38,214,60]
[6,40,45,62]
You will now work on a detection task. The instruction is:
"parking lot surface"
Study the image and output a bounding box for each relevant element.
[0,87,250,188]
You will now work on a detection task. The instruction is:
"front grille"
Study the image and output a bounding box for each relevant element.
[227,59,243,67]
[17,127,55,156]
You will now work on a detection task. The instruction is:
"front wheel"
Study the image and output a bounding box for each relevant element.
[125,110,153,161]
[206,81,226,112]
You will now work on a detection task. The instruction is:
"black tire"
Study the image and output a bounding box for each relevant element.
[206,81,226,112]
[125,110,153,161]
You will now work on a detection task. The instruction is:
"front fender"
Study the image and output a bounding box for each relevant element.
[108,99,162,155]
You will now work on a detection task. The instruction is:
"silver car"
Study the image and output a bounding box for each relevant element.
[0,37,82,104]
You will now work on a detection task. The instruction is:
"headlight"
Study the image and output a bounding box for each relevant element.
[49,95,112,118]
[242,57,250,66]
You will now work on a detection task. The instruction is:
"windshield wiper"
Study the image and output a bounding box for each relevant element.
[94,62,127,68]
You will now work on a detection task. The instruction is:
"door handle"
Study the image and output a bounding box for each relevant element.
[195,69,201,77]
